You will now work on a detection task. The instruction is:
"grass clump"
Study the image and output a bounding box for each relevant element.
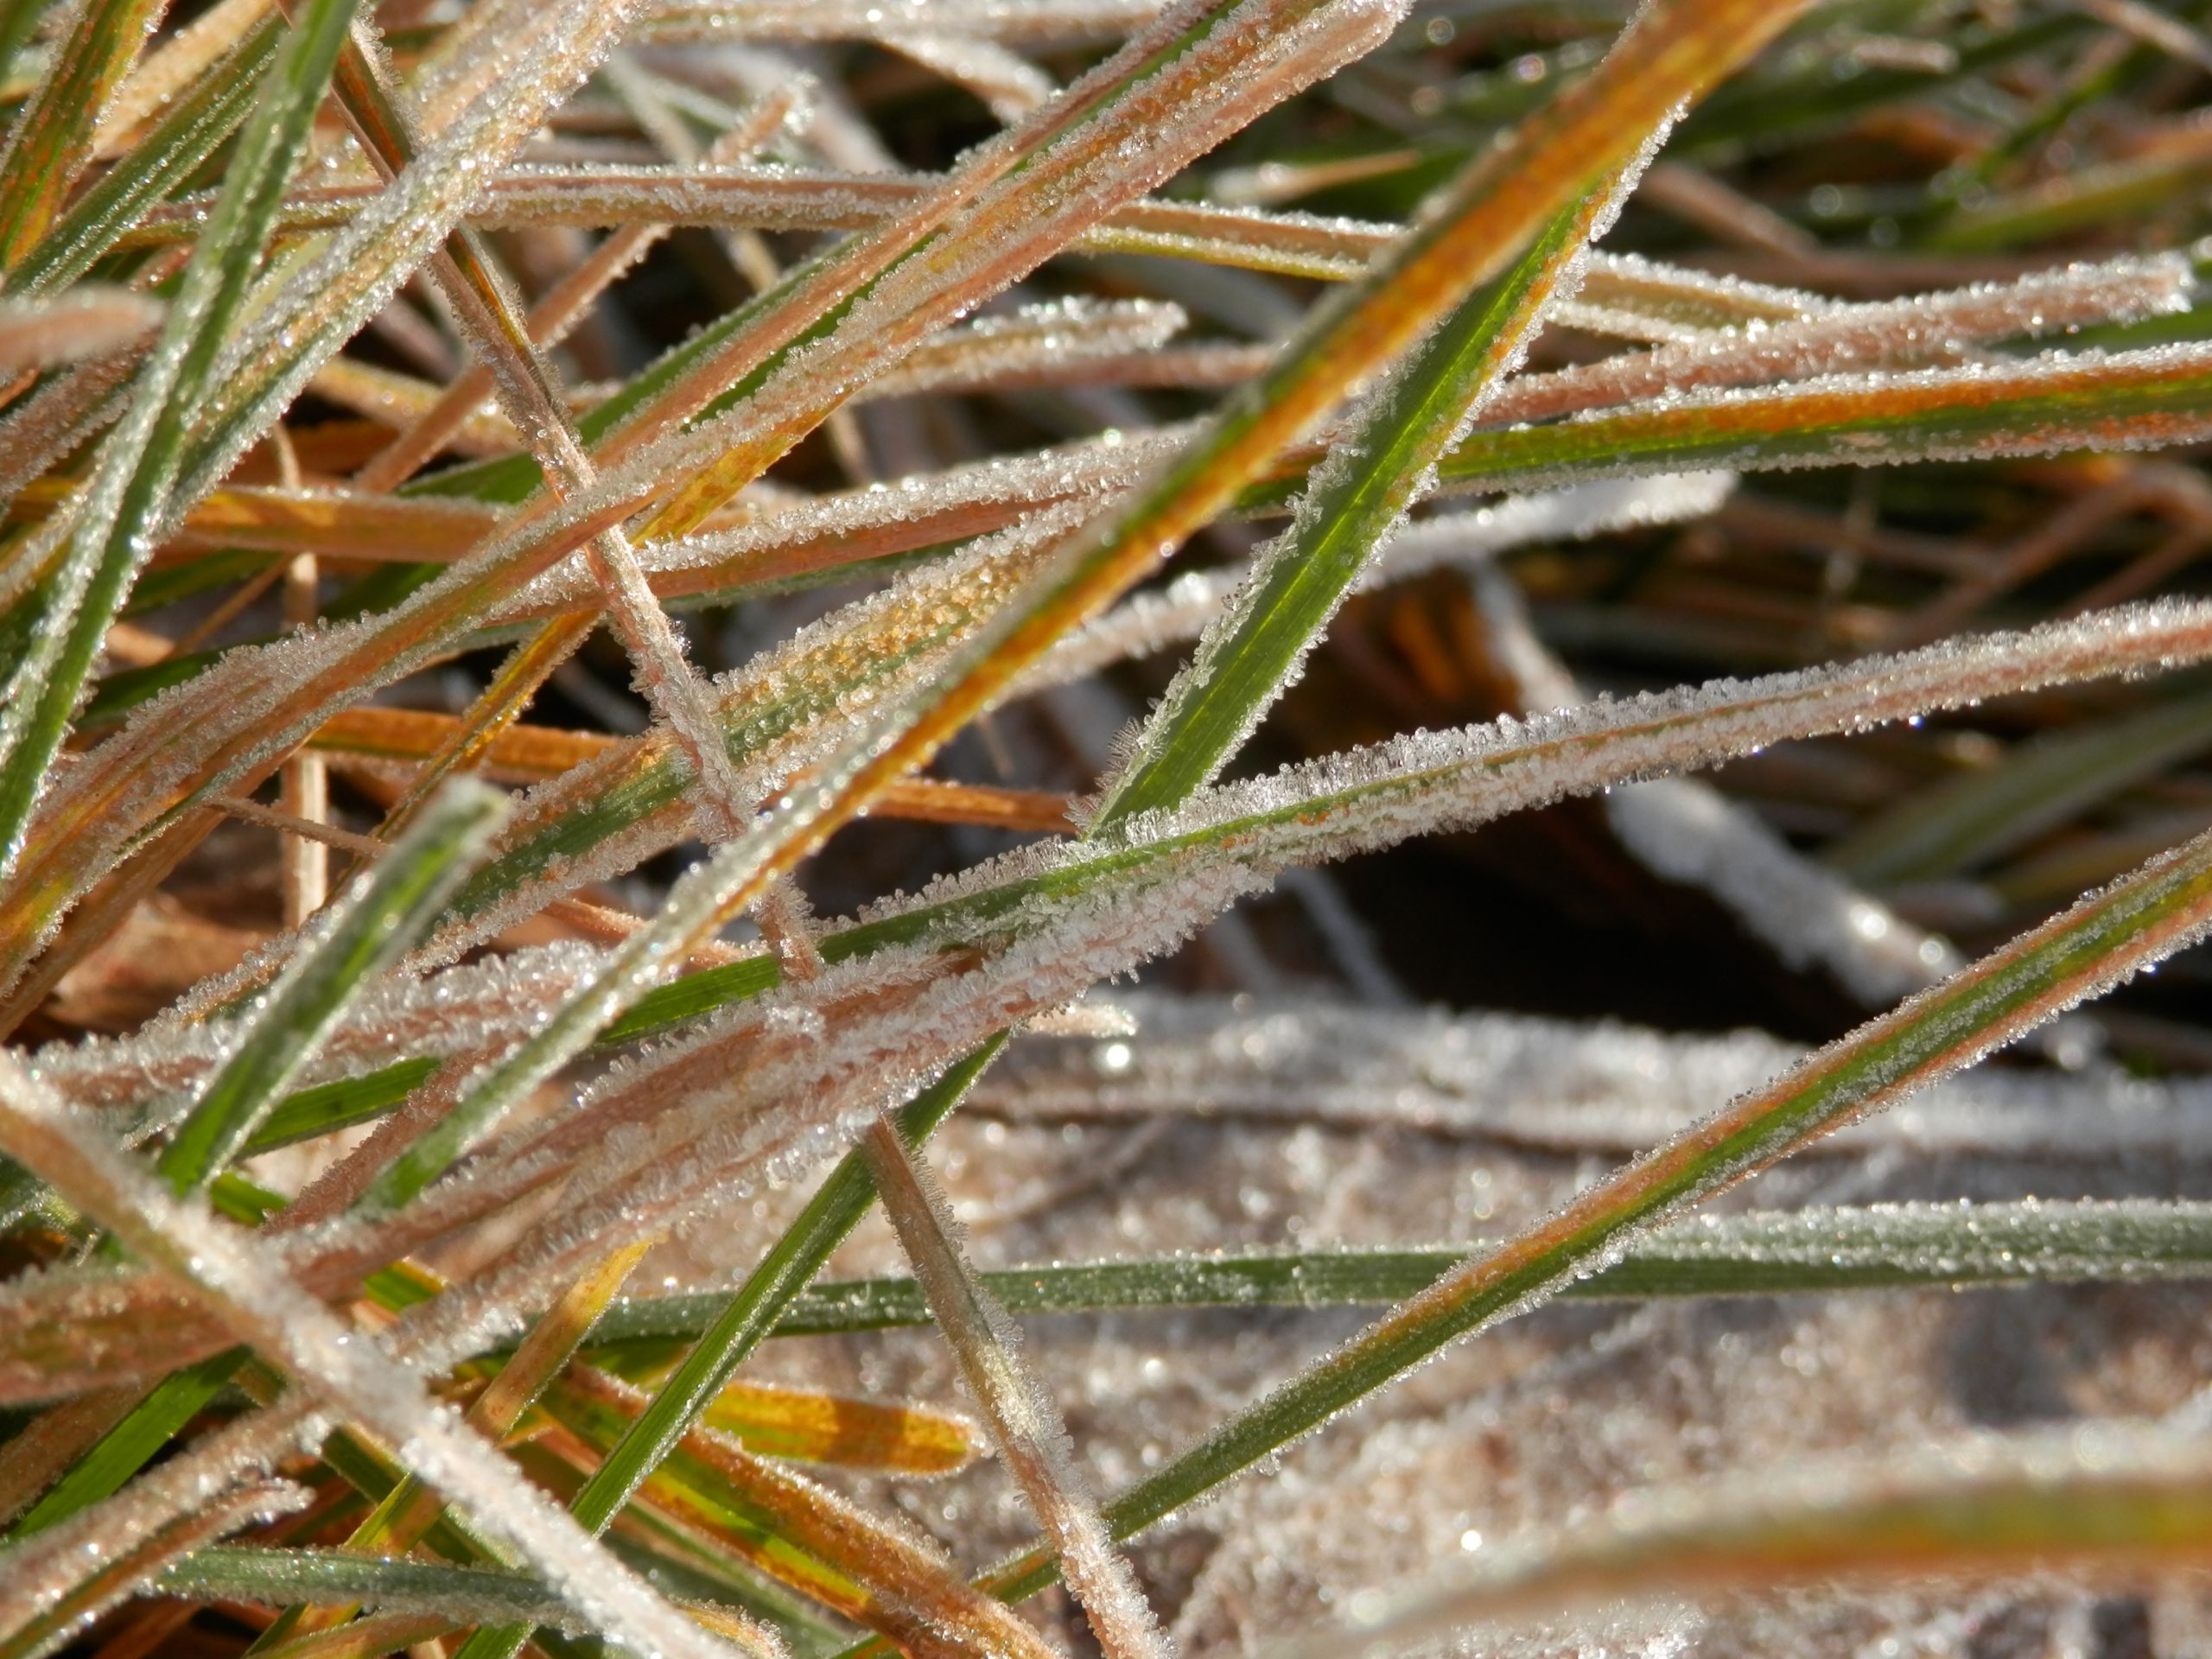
[10,0,2212,1655]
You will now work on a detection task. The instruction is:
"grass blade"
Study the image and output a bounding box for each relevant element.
[149,1546,594,1630]
[563,1198,2212,1341]
[862,1116,1170,1659]
[156,782,504,1193]
[0,289,162,372]
[1429,344,2212,499]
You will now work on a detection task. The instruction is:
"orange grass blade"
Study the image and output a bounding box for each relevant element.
[693,1380,978,1477]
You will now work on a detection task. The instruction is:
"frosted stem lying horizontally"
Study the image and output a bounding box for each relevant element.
[0,289,162,374]
[1476,252,2193,428]
[863,1118,1173,1659]
[976,992,2212,1160]
[560,1198,2212,1335]
[122,163,1823,309]
[1433,341,2212,499]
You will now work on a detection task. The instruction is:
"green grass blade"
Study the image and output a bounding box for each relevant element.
[240,1058,445,1156]
[1827,678,2212,887]
[4,1346,249,1539]
[563,1198,2212,1345]
[1093,188,1614,825]
[156,782,505,1194]
[149,1546,586,1630]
